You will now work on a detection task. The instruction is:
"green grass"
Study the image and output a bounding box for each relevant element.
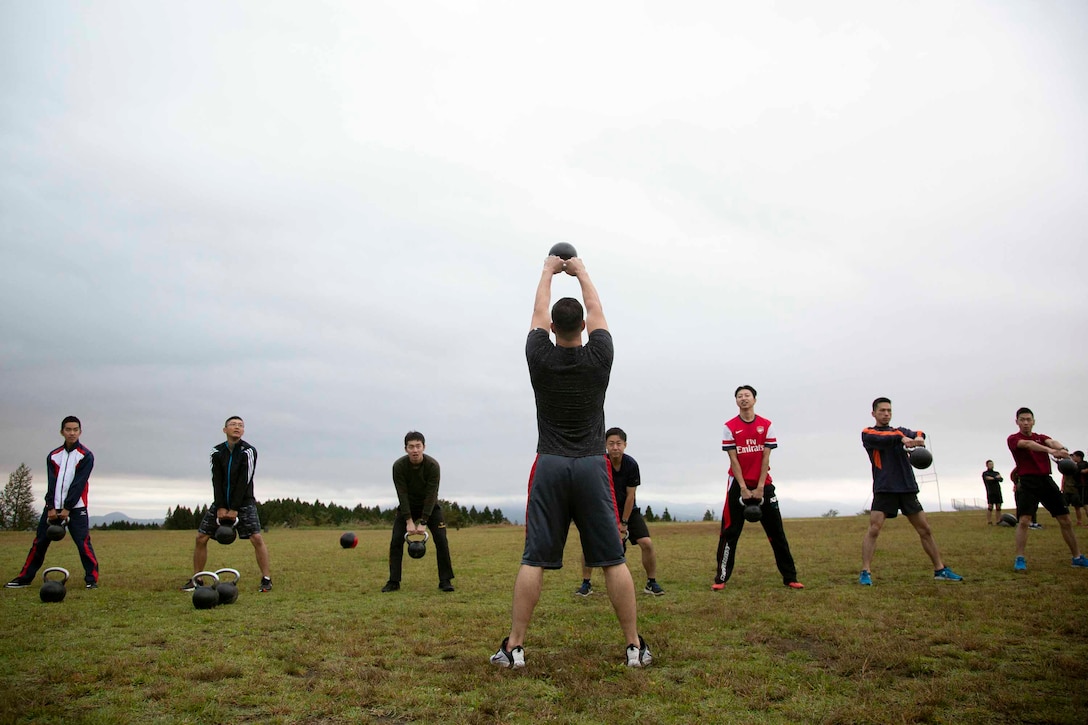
[2,512,1087,724]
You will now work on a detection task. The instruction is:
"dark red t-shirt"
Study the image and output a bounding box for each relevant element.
[1007,432,1052,476]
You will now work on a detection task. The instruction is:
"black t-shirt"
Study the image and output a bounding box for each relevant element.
[526,327,613,457]
[611,454,641,511]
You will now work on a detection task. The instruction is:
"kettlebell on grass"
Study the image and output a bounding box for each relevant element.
[39,567,69,603]
[214,568,240,605]
[191,570,221,609]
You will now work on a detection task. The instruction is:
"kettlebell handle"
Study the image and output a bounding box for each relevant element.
[216,517,238,528]
[405,531,430,543]
[214,568,240,585]
[42,567,70,584]
[191,570,221,587]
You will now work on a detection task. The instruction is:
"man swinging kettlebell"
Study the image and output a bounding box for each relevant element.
[382,431,456,593]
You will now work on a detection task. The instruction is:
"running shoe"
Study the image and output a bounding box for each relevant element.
[180,577,201,592]
[574,580,592,597]
[439,580,455,592]
[4,579,30,589]
[625,635,652,667]
[489,637,525,669]
[643,580,665,596]
[1014,556,1027,572]
[1029,523,1043,530]
[785,581,805,590]
[1072,555,1088,568]
[933,567,963,582]
[259,577,272,593]
[711,582,725,591]
[858,570,873,586]
[381,580,400,593]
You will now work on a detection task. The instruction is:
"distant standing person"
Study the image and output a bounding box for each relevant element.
[575,427,665,597]
[1007,407,1088,571]
[982,460,1004,525]
[5,416,100,589]
[181,416,272,592]
[490,252,650,669]
[858,398,963,586]
[712,386,803,590]
[1061,450,1086,527]
[382,431,455,593]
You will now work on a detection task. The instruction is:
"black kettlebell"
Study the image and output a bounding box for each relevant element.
[214,517,238,545]
[191,570,221,609]
[46,518,67,542]
[39,567,69,603]
[1057,458,1077,476]
[406,531,429,559]
[340,532,358,549]
[214,568,240,605]
[743,500,763,523]
[909,447,933,470]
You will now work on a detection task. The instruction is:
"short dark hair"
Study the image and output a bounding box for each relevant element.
[404,431,425,447]
[551,297,584,335]
[605,427,627,442]
[985,459,993,465]
[224,416,243,427]
[60,416,81,429]
[734,385,757,398]
[1074,451,1084,459]
[872,397,891,411]
[1016,407,1033,418]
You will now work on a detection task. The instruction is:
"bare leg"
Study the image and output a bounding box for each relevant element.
[1057,515,1082,558]
[601,562,639,646]
[507,565,543,648]
[1016,516,1031,557]
[637,538,658,580]
[193,534,210,573]
[861,511,885,572]
[250,533,271,578]
[905,512,945,570]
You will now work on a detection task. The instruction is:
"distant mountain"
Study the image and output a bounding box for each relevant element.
[89,511,164,526]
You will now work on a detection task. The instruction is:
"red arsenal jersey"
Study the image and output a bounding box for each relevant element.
[722,414,777,486]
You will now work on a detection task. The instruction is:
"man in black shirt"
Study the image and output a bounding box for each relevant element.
[982,460,1004,526]
[382,431,455,592]
[490,252,650,669]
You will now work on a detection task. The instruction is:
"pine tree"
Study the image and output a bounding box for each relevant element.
[703,509,715,521]
[1,463,37,531]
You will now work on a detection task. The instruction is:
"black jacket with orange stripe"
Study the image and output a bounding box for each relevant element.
[862,425,923,493]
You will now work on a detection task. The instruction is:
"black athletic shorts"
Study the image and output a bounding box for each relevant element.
[198,504,262,538]
[984,483,1003,506]
[871,492,924,518]
[522,454,625,569]
[1064,489,1084,508]
[1015,475,1069,519]
[625,507,651,544]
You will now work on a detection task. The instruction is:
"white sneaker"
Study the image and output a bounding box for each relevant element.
[489,637,525,669]
[626,635,652,667]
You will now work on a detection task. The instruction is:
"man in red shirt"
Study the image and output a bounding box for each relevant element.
[1007,407,1088,571]
[712,385,803,590]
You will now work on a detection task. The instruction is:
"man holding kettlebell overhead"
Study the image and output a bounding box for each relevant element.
[6,416,100,590]
[382,431,455,593]
[181,416,272,593]
[712,386,803,591]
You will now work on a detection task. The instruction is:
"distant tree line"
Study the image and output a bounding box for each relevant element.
[163,498,509,530]
[93,520,161,531]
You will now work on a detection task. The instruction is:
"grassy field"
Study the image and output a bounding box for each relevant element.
[2,512,1087,724]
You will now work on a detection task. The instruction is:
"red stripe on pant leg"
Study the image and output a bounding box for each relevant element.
[524,455,540,539]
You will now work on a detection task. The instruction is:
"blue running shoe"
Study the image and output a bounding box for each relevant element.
[1072,555,1088,568]
[1014,556,1027,572]
[933,567,963,582]
[858,570,872,586]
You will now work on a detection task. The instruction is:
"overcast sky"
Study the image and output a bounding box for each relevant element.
[2,1,1086,522]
